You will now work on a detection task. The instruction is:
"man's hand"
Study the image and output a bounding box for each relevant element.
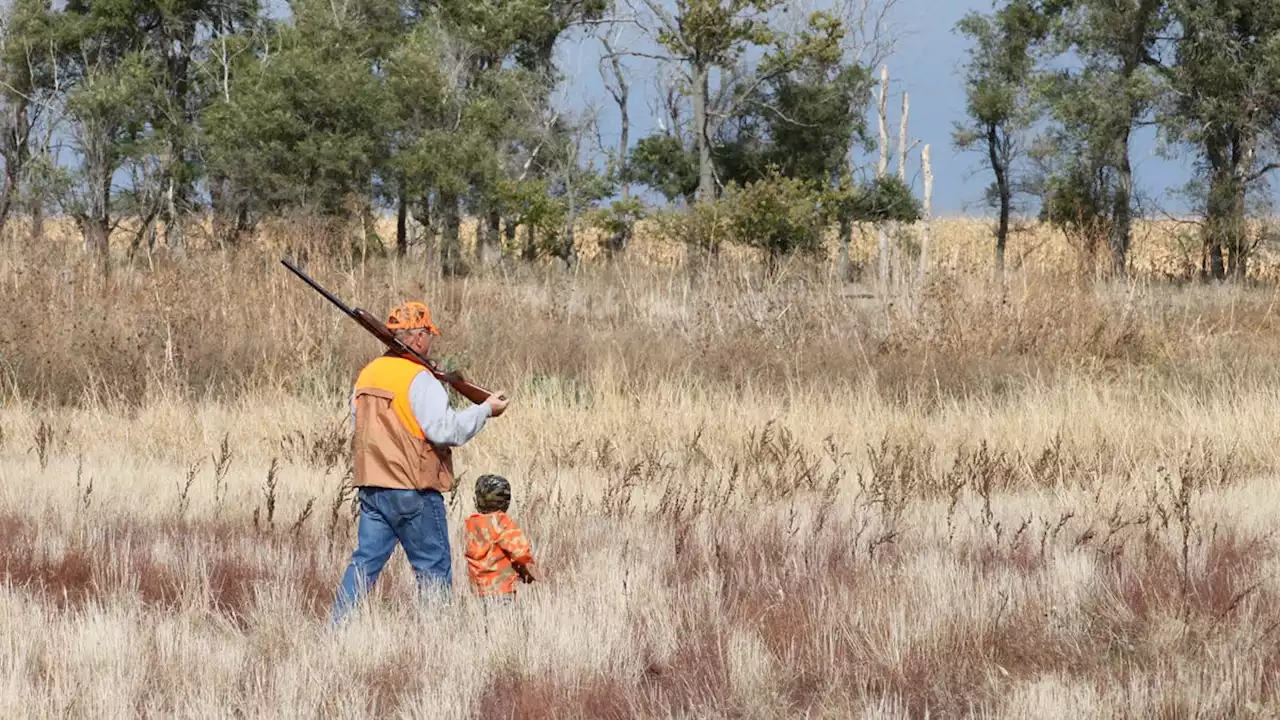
[485,390,510,417]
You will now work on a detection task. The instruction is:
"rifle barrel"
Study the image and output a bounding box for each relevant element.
[280,258,499,406]
[281,259,358,319]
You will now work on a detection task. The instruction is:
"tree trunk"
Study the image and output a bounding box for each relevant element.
[163,173,182,254]
[503,216,517,258]
[1226,137,1251,282]
[1108,128,1133,278]
[837,216,852,281]
[562,179,579,269]
[522,222,537,261]
[210,178,229,246]
[608,39,631,206]
[360,198,377,262]
[876,65,890,290]
[897,92,909,181]
[127,208,161,263]
[989,123,1010,277]
[608,46,632,261]
[0,96,30,243]
[84,215,111,277]
[414,193,435,266]
[1107,0,1161,279]
[766,245,784,277]
[693,60,714,203]
[918,145,933,283]
[396,186,408,258]
[839,167,849,280]
[0,172,13,244]
[29,194,43,245]
[86,149,113,277]
[1203,134,1249,282]
[1226,183,1248,281]
[440,190,462,276]
[162,23,194,254]
[1205,238,1225,280]
[1203,141,1230,282]
[476,208,501,265]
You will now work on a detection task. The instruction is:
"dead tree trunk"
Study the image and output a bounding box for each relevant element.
[918,144,933,283]
[876,65,890,290]
[600,33,632,259]
[896,90,910,286]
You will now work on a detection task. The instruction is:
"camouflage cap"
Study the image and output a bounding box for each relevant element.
[475,474,512,513]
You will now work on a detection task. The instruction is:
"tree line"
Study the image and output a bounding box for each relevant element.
[957,0,1280,281]
[1,0,1277,281]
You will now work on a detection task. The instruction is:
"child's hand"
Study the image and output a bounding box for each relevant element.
[516,562,540,583]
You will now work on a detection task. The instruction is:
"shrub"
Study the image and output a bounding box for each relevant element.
[721,169,830,274]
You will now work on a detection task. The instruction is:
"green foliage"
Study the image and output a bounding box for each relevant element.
[828,175,923,225]
[749,12,871,185]
[656,0,781,67]
[200,8,393,219]
[953,0,1047,267]
[1157,0,1280,279]
[627,135,699,204]
[649,10,875,199]
[954,2,1045,133]
[653,198,734,255]
[591,197,646,237]
[721,168,828,268]
[1039,163,1112,260]
[19,0,1280,287]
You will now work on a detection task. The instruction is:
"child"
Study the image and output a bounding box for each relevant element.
[464,474,539,605]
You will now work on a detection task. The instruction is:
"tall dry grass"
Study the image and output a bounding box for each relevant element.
[3,221,1280,717]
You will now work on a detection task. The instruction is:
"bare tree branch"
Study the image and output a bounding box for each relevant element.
[782,0,906,69]
[1247,162,1280,184]
[627,0,692,56]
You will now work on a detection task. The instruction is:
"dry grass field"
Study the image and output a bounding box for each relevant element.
[3,217,1280,717]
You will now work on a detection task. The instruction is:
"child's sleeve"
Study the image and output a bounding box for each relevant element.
[496,514,535,567]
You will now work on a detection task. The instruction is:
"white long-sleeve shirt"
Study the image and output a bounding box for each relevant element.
[352,371,491,446]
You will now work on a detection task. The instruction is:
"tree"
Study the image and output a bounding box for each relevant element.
[199,0,395,246]
[0,0,53,243]
[382,20,456,258]
[954,0,1046,274]
[46,0,170,274]
[723,168,827,275]
[631,0,783,201]
[597,22,635,256]
[627,134,699,204]
[727,12,871,188]
[428,0,606,267]
[1160,0,1280,281]
[1041,0,1168,277]
[150,0,260,251]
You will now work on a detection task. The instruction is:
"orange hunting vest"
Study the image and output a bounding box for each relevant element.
[352,356,455,492]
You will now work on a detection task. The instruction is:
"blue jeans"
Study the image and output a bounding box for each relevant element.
[332,487,451,624]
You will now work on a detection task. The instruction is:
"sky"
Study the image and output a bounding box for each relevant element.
[550,0,1201,218]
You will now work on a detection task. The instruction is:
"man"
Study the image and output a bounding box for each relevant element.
[332,301,508,623]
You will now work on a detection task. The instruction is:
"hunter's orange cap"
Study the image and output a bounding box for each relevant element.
[386,301,441,335]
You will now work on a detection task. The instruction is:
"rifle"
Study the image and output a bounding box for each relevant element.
[280,258,500,406]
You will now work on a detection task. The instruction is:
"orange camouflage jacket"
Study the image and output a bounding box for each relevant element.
[463,511,536,597]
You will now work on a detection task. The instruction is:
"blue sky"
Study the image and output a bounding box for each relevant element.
[551,0,1200,217]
